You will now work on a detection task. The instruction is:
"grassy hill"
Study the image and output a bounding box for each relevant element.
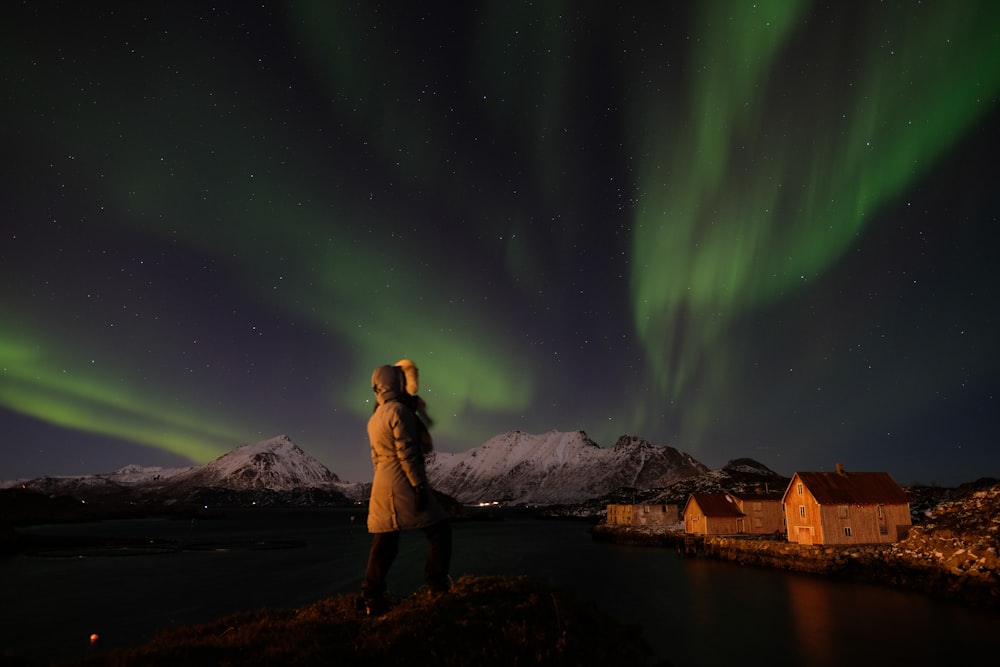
[50,575,663,667]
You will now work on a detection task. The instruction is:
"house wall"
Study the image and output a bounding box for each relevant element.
[704,516,743,535]
[785,477,822,545]
[635,503,679,527]
[817,503,911,545]
[683,506,701,534]
[606,504,634,526]
[734,498,785,535]
[607,504,679,527]
[683,501,707,534]
[883,505,913,541]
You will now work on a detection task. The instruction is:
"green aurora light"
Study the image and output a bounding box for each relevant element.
[628,1,1000,449]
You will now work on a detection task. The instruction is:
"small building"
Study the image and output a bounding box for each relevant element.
[682,493,746,535]
[729,491,786,535]
[783,465,911,545]
[606,503,679,528]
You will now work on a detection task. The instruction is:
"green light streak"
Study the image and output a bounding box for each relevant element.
[0,329,239,462]
[628,1,1000,447]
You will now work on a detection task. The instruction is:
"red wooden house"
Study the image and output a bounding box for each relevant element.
[682,493,746,535]
[783,465,911,545]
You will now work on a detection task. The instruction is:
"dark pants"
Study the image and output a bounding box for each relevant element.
[363,519,452,597]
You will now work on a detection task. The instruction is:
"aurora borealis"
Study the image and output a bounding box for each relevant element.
[2,1,998,486]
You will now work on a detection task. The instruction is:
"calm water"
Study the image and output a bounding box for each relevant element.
[2,508,998,666]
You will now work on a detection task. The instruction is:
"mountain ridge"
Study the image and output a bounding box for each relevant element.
[426,430,711,504]
[0,431,896,511]
[2,435,369,508]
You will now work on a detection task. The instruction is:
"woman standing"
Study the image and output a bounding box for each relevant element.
[361,363,452,615]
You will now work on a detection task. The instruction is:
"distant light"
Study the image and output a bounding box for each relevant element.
[89,633,99,644]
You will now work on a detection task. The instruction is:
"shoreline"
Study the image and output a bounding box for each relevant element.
[591,523,1000,610]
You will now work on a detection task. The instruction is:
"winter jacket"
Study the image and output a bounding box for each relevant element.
[366,365,448,533]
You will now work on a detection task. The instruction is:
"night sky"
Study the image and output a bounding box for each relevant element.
[3,1,998,487]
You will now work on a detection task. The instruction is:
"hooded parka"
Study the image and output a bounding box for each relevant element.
[366,364,448,533]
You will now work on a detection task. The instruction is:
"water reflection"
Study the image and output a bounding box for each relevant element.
[682,558,800,663]
[787,574,838,665]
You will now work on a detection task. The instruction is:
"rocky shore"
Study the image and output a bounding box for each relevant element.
[593,481,1000,609]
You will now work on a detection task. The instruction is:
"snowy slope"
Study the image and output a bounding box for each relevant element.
[104,463,191,484]
[426,430,709,505]
[157,435,343,493]
[7,435,368,501]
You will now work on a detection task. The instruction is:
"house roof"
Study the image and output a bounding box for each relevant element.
[791,471,909,505]
[729,491,784,503]
[685,493,745,517]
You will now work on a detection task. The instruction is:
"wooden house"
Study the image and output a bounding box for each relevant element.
[606,503,679,528]
[682,493,746,535]
[728,491,786,535]
[782,465,911,545]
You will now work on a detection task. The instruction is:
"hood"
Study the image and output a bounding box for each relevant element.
[371,364,406,405]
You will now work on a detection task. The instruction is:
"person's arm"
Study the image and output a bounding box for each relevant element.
[391,404,429,488]
[392,406,430,510]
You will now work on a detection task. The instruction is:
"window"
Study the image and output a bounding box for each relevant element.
[877,505,884,519]
[838,505,850,518]
[844,527,852,537]
[797,483,803,495]
[799,505,806,518]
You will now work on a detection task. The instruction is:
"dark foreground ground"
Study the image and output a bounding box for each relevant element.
[6,575,663,667]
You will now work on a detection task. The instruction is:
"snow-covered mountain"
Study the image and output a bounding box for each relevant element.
[8,435,369,504]
[7,462,191,499]
[148,435,370,502]
[157,435,340,492]
[426,430,710,505]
